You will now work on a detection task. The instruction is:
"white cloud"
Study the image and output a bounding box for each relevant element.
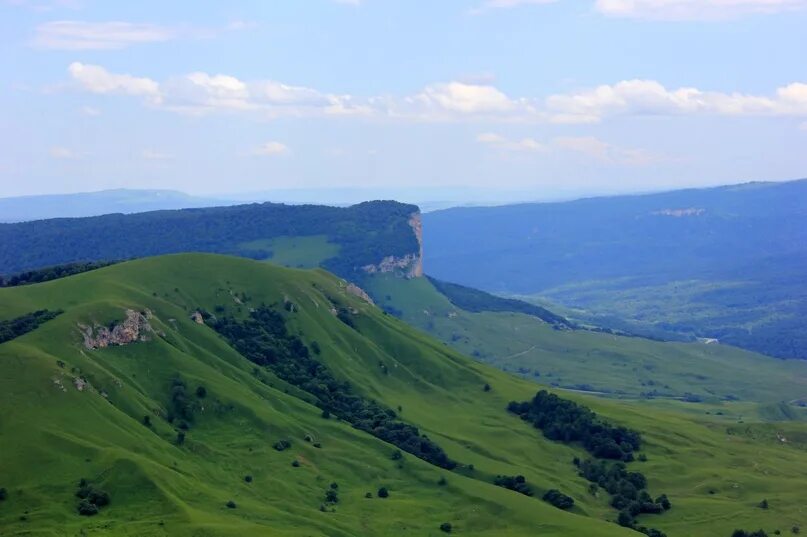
[553,136,665,165]
[251,142,290,156]
[49,146,80,159]
[32,20,252,50]
[33,21,177,50]
[470,0,557,14]
[546,79,807,123]
[141,149,172,160]
[477,132,547,152]
[477,133,666,165]
[65,64,807,125]
[594,0,807,20]
[68,62,160,102]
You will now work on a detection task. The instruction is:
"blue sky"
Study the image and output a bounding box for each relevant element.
[1,0,806,200]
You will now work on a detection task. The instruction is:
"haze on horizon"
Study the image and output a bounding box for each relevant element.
[1,0,806,200]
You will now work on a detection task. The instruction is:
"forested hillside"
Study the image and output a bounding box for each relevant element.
[423,179,807,359]
[0,200,421,282]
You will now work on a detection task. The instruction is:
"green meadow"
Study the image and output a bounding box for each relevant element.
[1,255,805,536]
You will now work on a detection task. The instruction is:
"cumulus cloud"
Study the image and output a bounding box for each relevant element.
[65,63,807,124]
[68,62,160,102]
[594,0,807,20]
[251,142,290,156]
[546,79,807,123]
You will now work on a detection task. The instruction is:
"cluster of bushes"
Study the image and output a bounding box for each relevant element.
[577,459,669,534]
[75,479,110,516]
[507,390,641,461]
[321,482,339,510]
[273,440,292,451]
[0,310,62,344]
[211,306,456,469]
[167,376,196,429]
[0,261,118,287]
[493,475,533,496]
[732,531,768,537]
[543,489,575,510]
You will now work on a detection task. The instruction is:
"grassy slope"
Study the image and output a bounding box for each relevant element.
[1,255,806,536]
[239,235,340,268]
[0,255,630,537]
[366,273,807,404]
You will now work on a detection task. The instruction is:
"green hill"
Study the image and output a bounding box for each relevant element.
[2,254,807,536]
[366,273,807,405]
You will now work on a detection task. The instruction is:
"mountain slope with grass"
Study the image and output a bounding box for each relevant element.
[366,273,807,405]
[423,179,807,359]
[2,254,807,536]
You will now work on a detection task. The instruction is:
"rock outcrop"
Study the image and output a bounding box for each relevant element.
[346,283,374,305]
[361,212,424,279]
[81,309,153,349]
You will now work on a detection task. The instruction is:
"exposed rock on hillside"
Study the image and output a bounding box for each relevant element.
[346,283,374,305]
[80,309,153,349]
[361,212,423,279]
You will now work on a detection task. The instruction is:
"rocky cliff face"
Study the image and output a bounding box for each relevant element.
[80,309,153,349]
[361,212,424,279]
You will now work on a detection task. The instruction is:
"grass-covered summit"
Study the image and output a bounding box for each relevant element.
[1,254,806,536]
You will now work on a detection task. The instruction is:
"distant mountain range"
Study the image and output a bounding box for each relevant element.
[423,179,807,359]
[0,189,234,222]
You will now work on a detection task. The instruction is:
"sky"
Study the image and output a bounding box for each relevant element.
[1,0,806,201]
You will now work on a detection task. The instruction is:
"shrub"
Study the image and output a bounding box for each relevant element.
[291,460,300,467]
[142,415,151,427]
[440,522,453,533]
[325,489,339,504]
[543,489,575,510]
[391,449,403,461]
[377,487,389,498]
[494,475,533,496]
[75,480,109,516]
[244,475,253,483]
[273,439,292,451]
[759,499,769,509]
[438,476,448,486]
[176,431,186,445]
[365,492,372,498]
[77,499,99,516]
[195,386,207,398]
[483,383,491,392]
[226,500,237,509]
[0,488,6,501]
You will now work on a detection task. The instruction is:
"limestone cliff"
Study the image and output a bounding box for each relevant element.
[361,211,424,279]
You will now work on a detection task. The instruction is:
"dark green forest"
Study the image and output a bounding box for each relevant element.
[0,201,420,281]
